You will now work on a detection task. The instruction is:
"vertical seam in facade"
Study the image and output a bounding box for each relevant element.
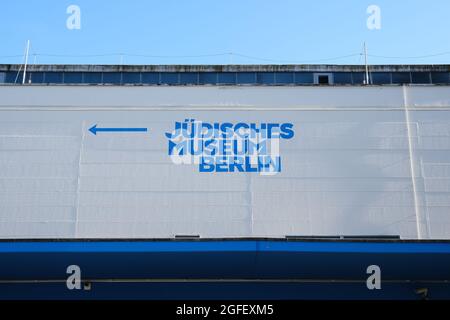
[74,121,85,238]
[419,157,432,237]
[402,85,424,240]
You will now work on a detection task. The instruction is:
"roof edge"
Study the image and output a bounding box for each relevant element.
[1,64,449,72]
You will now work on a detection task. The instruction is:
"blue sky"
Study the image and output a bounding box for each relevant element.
[0,0,449,65]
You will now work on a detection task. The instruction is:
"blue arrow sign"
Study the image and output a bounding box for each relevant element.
[89,124,148,135]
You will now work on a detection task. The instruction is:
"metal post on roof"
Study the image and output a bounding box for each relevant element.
[22,40,30,84]
[364,42,370,85]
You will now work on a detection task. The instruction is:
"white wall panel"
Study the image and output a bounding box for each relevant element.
[0,85,449,239]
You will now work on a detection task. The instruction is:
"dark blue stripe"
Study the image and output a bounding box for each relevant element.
[0,240,449,254]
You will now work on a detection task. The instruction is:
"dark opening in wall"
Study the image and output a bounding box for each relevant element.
[318,75,330,85]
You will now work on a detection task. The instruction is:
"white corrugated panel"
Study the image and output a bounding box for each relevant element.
[0,85,449,239]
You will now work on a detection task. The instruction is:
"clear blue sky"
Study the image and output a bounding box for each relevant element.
[0,0,449,65]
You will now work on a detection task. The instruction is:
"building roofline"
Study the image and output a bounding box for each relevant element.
[1,64,449,73]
